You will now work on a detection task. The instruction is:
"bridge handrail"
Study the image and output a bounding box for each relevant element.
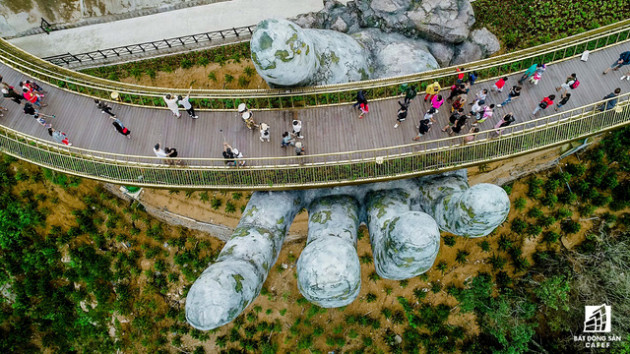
[0,93,627,189]
[1,19,630,110]
[41,25,255,67]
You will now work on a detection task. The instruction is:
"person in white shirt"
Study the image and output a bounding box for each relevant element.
[178,86,198,119]
[153,143,168,158]
[164,94,181,118]
[292,119,304,139]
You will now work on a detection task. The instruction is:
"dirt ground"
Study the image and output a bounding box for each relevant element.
[120,60,270,90]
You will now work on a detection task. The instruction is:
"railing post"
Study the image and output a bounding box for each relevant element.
[97,49,107,59]
[164,39,172,48]
[232,28,239,37]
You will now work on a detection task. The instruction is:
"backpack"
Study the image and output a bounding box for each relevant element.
[539,97,552,109]
[569,79,580,89]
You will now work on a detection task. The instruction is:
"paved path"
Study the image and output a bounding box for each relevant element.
[7,0,349,58]
[0,43,628,166]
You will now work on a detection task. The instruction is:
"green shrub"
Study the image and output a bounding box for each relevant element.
[478,240,491,252]
[511,218,527,234]
[488,254,506,270]
[578,204,596,217]
[556,208,573,219]
[514,197,527,210]
[197,56,210,67]
[544,178,560,193]
[436,260,448,274]
[537,215,556,227]
[366,293,377,303]
[558,191,578,205]
[565,163,586,177]
[443,235,456,247]
[210,197,222,210]
[431,282,442,293]
[525,224,542,238]
[561,219,581,234]
[225,201,236,214]
[180,58,193,69]
[238,76,250,88]
[455,250,469,264]
[498,234,513,251]
[207,71,217,82]
[542,231,560,243]
[542,194,558,207]
[503,183,513,195]
[527,207,543,219]
[413,288,427,301]
[527,177,544,198]
[244,66,256,77]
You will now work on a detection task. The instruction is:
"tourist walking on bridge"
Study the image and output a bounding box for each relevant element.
[497,85,522,107]
[473,104,495,126]
[353,90,367,109]
[2,83,23,105]
[23,88,46,108]
[431,95,445,112]
[95,99,117,118]
[598,88,622,112]
[529,64,547,85]
[442,108,464,135]
[403,85,417,105]
[556,73,579,95]
[555,93,572,111]
[48,128,72,146]
[491,77,508,93]
[164,94,181,118]
[424,81,441,102]
[532,94,556,116]
[292,119,304,139]
[394,101,408,128]
[603,51,630,75]
[111,117,131,139]
[23,102,54,127]
[358,102,369,119]
[518,63,539,84]
[178,86,198,119]
[494,112,516,136]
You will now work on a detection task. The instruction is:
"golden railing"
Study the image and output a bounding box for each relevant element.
[0,95,627,190]
[0,19,629,110]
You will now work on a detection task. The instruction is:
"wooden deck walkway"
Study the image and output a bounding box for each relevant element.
[0,43,629,166]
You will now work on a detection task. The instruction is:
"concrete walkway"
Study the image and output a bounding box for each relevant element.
[7,0,349,58]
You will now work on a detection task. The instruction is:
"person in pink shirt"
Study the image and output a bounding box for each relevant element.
[431,95,444,112]
[491,77,509,93]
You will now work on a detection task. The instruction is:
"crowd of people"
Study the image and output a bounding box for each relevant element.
[2,48,629,166]
[347,49,628,144]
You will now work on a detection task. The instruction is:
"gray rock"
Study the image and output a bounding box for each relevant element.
[407,0,475,43]
[416,171,510,237]
[428,42,455,67]
[451,40,483,66]
[185,191,303,330]
[353,29,438,79]
[470,27,501,56]
[370,0,411,13]
[293,13,319,29]
[250,19,371,87]
[330,16,349,33]
[366,190,440,280]
[297,196,361,307]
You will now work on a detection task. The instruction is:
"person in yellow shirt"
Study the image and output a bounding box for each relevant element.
[423,81,441,102]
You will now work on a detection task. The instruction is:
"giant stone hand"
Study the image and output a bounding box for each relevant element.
[185,170,509,330]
